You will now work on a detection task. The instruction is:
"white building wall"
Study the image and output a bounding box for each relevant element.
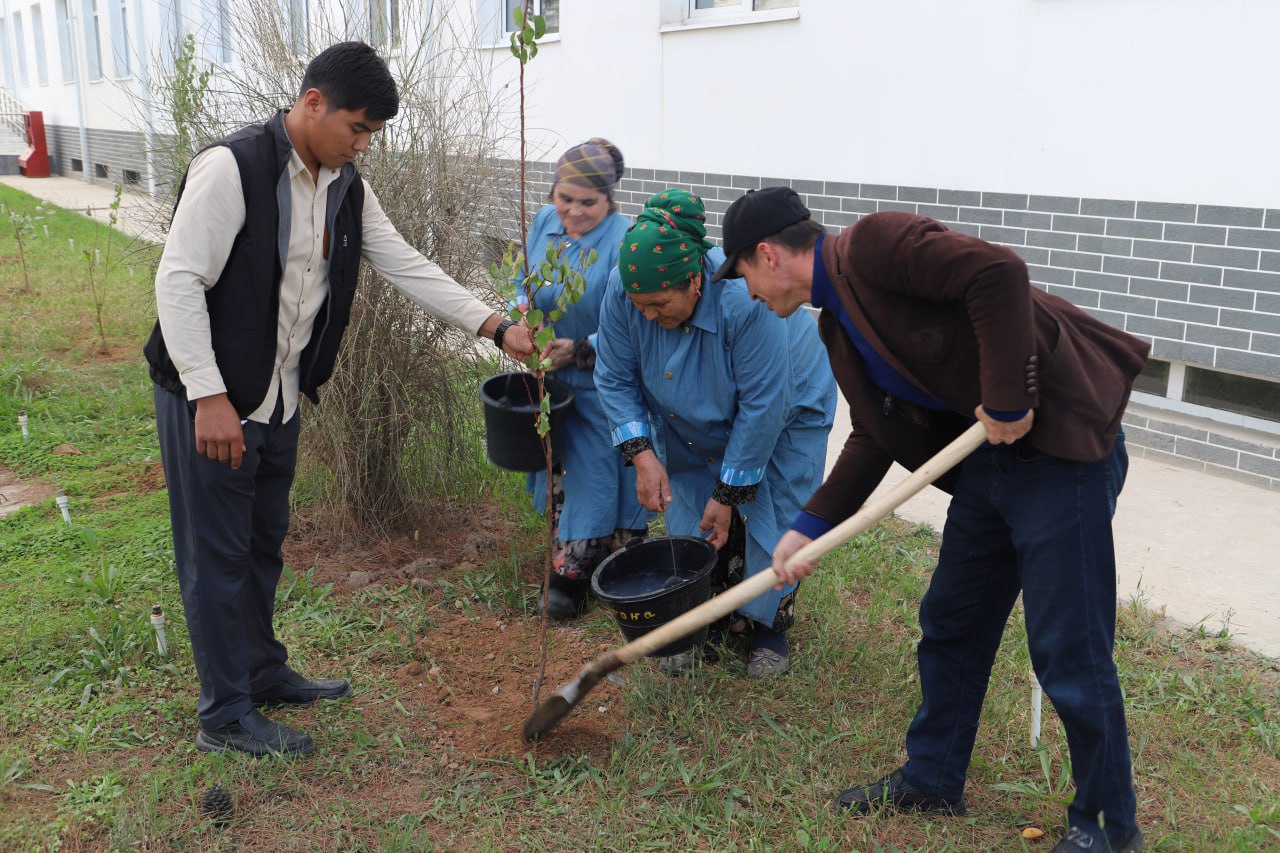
[469,0,1280,209]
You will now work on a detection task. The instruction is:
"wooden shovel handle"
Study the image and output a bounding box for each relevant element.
[613,421,988,666]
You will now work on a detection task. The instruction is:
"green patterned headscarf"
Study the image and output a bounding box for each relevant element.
[619,189,715,293]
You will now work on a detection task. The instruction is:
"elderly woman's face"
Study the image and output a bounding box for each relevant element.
[626,275,702,329]
[553,183,610,239]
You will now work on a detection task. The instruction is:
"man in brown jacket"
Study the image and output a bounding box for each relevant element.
[712,187,1148,853]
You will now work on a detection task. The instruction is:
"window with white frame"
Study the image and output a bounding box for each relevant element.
[213,0,232,63]
[14,12,29,87]
[661,0,798,30]
[31,5,50,86]
[286,0,307,55]
[56,0,75,82]
[0,18,12,90]
[1134,359,1280,432]
[109,0,130,77]
[504,0,558,34]
[478,0,559,45]
[369,0,399,50]
[161,0,185,70]
[690,0,797,13]
[81,0,103,79]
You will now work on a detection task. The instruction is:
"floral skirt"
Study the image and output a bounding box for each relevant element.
[548,472,646,583]
[711,507,797,634]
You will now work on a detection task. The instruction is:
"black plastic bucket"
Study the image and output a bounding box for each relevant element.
[479,373,574,472]
[591,536,717,657]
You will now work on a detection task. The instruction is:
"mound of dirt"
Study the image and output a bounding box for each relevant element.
[389,613,626,762]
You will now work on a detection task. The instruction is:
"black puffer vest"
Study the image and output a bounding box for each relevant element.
[144,110,365,416]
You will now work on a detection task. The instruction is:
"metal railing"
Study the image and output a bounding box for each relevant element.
[0,86,27,140]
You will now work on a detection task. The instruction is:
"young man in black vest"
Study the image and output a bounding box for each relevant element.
[145,42,533,756]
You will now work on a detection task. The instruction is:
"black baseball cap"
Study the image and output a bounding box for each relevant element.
[709,186,812,283]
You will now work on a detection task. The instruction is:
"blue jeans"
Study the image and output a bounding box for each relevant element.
[902,432,1136,843]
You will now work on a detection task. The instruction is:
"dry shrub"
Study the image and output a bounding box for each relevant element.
[145,2,520,540]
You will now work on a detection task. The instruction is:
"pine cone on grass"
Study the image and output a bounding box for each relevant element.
[199,782,234,823]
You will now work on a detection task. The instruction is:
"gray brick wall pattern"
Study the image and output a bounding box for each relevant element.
[47,124,152,186]
[496,161,1280,485]
[1123,406,1279,491]
[503,162,1280,384]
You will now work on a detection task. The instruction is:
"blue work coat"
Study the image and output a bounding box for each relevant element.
[594,248,836,626]
[522,205,650,541]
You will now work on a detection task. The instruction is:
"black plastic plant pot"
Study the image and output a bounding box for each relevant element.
[591,536,717,658]
[479,372,575,473]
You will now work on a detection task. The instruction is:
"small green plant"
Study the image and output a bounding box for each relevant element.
[1231,800,1280,842]
[169,34,212,162]
[50,621,144,704]
[0,750,25,794]
[990,744,1074,801]
[438,570,504,614]
[72,559,126,605]
[276,564,335,610]
[57,771,126,823]
[82,184,123,353]
[51,722,156,752]
[8,208,35,292]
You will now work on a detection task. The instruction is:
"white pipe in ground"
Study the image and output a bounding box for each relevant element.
[1030,668,1043,747]
[150,605,168,656]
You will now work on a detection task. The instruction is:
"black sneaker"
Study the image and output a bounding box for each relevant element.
[833,767,966,816]
[196,709,314,757]
[1052,826,1144,852]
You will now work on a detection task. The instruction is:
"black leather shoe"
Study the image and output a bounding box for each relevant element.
[196,709,314,757]
[252,670,351,708]
[833,767,966,816]
[1052,826,1144,852]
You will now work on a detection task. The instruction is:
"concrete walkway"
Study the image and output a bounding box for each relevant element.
[838,406,1280,660]
[6,173,1278,659]
[0,173,165,243]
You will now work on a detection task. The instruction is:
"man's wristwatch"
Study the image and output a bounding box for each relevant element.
[493,318,515,350]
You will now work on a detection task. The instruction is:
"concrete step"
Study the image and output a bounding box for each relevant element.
[0,135,27,156]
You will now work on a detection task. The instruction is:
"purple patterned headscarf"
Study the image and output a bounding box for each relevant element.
[553,137,625,199]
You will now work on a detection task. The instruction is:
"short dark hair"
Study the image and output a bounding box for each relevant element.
[738,218,824,267]
[299,41,399,121]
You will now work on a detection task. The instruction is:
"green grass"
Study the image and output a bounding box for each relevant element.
[1,183,1278,851]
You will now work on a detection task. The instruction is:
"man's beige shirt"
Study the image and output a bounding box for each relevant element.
[154,143,493,423]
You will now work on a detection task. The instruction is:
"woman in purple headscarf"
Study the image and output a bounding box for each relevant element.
[523,138,651,619]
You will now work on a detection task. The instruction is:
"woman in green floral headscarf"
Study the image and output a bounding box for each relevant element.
[594,189,836,678]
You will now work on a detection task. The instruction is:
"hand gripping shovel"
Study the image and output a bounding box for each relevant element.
[521,420,988,742]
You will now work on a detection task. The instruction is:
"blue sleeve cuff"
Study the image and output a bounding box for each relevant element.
[611,421,650,445]
[587,331,598,350]
[791,511,834,540]
[982,406,1028,423]
[718,464,766,487]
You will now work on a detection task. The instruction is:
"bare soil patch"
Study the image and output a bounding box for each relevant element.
[285,501,522,590]
[393,613,625,762]
[0,464,57,517]
[284,501,629,762]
